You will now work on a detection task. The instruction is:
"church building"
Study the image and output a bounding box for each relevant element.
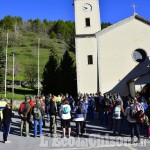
[74,0,150,96]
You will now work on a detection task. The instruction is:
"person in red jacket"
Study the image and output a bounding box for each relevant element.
[19,96,30,137]
[29,96,35,129]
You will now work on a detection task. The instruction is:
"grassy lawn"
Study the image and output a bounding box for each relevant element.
[0,86,38,100]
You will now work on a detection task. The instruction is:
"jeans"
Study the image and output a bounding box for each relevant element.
[87,107,94,119]
[129,122,140,139]
[47,114,50,121]
[34,118,42,137]
[101,109,109,124]
[20,119,29,136]
[3,122,10,141]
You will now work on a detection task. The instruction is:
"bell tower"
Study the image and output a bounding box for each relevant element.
[74,0,101,35]
[74,0,101,93]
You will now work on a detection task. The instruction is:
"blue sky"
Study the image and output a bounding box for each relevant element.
[0,0,150,23]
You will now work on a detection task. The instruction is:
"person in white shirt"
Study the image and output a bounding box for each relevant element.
[112,100,124,136]
[59,99,71,138]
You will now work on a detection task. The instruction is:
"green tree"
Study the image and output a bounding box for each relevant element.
[0,16,22,31]
[41,46,59,95]
[29,18,42,33]
[49,31,57,39]
[0,29,5,92]
[101,22,112,29]
[53,20,75,42]
[59,50,77,95]
[24,62,38,88]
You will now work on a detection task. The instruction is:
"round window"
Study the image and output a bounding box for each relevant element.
[133,49,147,63]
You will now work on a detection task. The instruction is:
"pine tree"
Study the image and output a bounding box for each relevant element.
[41,46,58,95]
[59,50,77,95]
[0,29,5,92]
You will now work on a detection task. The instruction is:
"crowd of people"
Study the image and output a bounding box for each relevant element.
[0,91,150,144]
[17,94,92,138]
[97,92,150,144]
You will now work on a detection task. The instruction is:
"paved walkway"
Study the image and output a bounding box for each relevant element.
[0,112,150,150]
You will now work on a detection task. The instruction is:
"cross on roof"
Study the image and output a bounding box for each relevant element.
[131,3,137,15]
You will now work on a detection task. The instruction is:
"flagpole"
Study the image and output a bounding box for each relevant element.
[38,38,40,97]
[4,33,8,98]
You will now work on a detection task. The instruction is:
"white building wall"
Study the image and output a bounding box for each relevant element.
[74,0,101,94]
[75,37,98,93]
[97,19,150,95]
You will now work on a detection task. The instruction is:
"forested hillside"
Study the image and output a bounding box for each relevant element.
[0,16,76,81]
[0,15,111,98]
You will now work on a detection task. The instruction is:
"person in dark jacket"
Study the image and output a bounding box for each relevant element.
[49,96,57,137]
[2,103,12,143]
[73,100,86,137]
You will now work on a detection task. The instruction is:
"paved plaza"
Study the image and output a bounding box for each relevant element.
[0,112,150,150]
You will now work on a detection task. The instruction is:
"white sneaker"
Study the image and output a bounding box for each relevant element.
[4,141,11,144]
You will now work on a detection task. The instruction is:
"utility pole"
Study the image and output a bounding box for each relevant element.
[12,52,15,100]
[4,33,8,98]
[38,38,40,97]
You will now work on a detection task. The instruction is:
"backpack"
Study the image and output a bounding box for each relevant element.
[62,106,69,114]
[76,104,84,114]
[18,103,25,115]
[19,103,29,116]
[141,102,148,111]
[113,106,121,118]
[129,106,137,119]
[130,105,145,123]
[33,106,42,119]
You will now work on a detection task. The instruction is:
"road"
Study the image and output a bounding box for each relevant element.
[0,112,150,150]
